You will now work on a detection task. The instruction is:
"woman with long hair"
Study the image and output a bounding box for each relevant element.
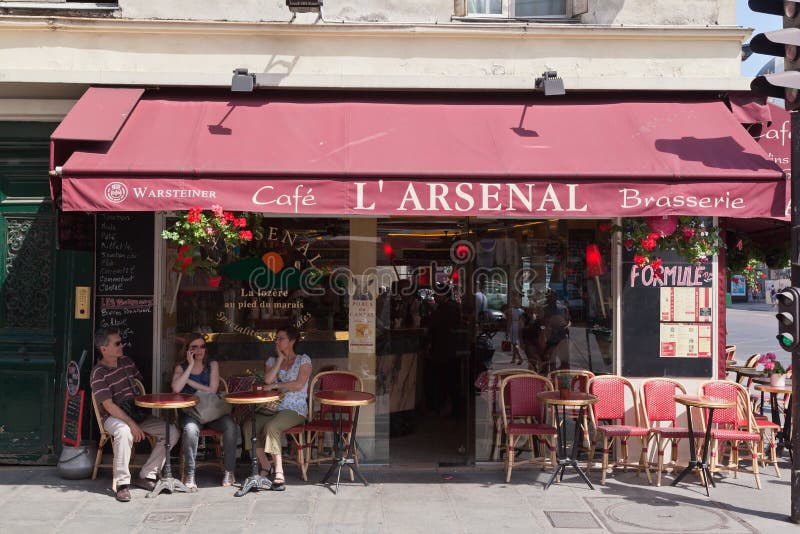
[243,325,312,490]
[171,333,239,489]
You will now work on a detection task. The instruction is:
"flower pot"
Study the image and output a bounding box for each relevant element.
[770,374,786,387]
[646,216,679,237]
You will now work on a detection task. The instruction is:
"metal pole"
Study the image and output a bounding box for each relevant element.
[790,110,800,524]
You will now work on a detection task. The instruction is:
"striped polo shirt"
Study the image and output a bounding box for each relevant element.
[90,355,142,422]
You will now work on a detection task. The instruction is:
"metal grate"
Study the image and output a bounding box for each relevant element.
[144,511,191,524]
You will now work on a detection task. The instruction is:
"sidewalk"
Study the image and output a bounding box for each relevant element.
[727,301,775,313]
[0,458,795,533]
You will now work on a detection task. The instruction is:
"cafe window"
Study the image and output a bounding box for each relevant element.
[162,216,351,386]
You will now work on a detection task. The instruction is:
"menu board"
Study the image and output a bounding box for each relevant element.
[61,390,85,447]
[96,296,154,381]
[96,213,154,296]
[621,249,714,377]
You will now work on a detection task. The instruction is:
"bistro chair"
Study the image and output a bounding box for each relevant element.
[179,377,228,479]
[548,369,594,451]
[698,380,762,489]
[639,378,693,486]
[91,378,154,490]
[305,370,363,480]
[587,375,651,485]
[488,368,538,461]
[499,373,557,482]
[725,345,736,362]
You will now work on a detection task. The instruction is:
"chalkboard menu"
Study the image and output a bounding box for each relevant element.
[95,212,155,381]
[62,390,85,446]
[96,213,154,295]
[96,296,154,383]
[621,249,714,378]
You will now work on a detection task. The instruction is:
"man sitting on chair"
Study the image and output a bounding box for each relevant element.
[90,327,180,502]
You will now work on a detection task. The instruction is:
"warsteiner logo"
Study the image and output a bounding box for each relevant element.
[104,182,128,204]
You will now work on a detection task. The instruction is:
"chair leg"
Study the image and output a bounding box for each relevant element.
[733,442,740,479]
[582,415,591,452]
[621,438,629,473]
[549,435,557,471]
[656,438,666,487]
[750,445,761,489]
[492,415,502,461]
[601,436,610,485]
[92,435,106,480]
[296,433,307,482]
[769,430,781,478]
[587,433,597,474]
[639,438,651,484]
[505,435,515,483]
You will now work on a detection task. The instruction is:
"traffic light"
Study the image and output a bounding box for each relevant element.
[776,286,800,351]
[749,0,800,110]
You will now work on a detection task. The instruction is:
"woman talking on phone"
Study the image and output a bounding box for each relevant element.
[243,326,312,490]
[171,333,239,489]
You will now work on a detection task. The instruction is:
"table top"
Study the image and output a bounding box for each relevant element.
[752,376,792,386]
[537,391,598,406]
[315,390,375,407]
[674,394,735,409]
[726,366,763,377]
[135,393,198,409]
[224,391,282,405]
[754,383,793,394]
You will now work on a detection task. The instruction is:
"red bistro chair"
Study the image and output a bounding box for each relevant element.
[587,375,651,485]
[488,368,539,461]
[698,380,762,489]
[640,378,693,486]
[499,373,557,482]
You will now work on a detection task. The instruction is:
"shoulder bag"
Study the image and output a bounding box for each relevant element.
[183,391,232,424]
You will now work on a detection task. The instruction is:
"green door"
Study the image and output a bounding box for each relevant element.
[0,122,91,464]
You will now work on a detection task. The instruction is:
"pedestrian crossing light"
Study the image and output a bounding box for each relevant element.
[749,0,800,110]
[775,286,800,351]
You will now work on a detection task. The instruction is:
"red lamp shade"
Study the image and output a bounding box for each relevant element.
[586,244,606,277]
[382,243,396,261]
[418,266,430,287]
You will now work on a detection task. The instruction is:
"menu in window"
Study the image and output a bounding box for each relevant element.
[660,323,712,358]
[660,287,712,323]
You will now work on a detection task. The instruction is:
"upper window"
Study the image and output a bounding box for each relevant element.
[468,0,567,18]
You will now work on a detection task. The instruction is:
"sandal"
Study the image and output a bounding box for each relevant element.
[271,471,286,491]
[222,471,235,487]
[259,466,275,481]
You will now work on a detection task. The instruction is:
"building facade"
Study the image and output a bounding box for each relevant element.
[0,1,783,466]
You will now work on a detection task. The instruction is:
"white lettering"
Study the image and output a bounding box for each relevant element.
[397,183,424,211]
[353,182,375,210]
[536,184,563,212]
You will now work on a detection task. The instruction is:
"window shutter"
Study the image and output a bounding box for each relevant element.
[569,0,588,17]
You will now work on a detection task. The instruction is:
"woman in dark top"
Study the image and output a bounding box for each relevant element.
[171,333,238,489]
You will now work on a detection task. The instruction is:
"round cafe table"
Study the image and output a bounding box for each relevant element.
[671,394,735,496]
[224,390,282,497]
[754,382,793,459]
[135,393,198,497]
[537,391,598,490]
[726,366,762,384]
[315,390,375,494]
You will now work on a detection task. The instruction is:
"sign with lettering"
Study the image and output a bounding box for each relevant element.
[96,296,154,383]
[621,249,714,377]
[95,213,154,296]
[62,177,787,220]
[61,390,84,447]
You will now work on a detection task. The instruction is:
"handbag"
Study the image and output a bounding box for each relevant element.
[501,340,512,352]
[183,391,232,424]
[119,397,148,423]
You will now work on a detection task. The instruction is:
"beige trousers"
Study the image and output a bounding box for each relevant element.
[104,415,179,488]
[243,410,305,456]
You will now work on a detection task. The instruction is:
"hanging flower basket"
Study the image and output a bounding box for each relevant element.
[605,216,724,278]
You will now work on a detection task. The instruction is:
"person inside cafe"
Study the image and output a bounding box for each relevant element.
[426,282,463,417]
[243,326,312,490]
[90,326,180,502]
[171,333,239,489]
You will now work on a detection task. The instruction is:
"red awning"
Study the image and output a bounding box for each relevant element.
[52,89,786,218]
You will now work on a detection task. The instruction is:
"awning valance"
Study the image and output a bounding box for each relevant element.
[51,88,787,218]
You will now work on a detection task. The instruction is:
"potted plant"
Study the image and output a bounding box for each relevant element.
[558,374,572,399]
[758,352,788,387]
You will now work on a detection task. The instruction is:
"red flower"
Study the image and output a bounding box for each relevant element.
[208,276,222,288]
[211,204,224,218]
[746,265,753,271]
[647,233,661,241]
[187,211,201,224]
[760,273,767,278]
[239,230,253,241]
[651,258,662,272]
[174,245,194,273]
[224,212,235,221]
[641,238,657,251]
[634,255,648,267]
[623,239,635,250]
[736,239,743,251]
[598,223,613,233]
[234,217,247,228]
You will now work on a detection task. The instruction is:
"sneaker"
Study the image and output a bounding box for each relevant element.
[222,471,235,487]
[184,474,197,491]
[115,485,131,502]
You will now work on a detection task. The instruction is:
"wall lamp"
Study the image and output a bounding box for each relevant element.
[231,68,256,92]
[535,70,565,96]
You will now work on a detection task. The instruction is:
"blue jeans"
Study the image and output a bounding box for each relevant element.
[179,413,239,475]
